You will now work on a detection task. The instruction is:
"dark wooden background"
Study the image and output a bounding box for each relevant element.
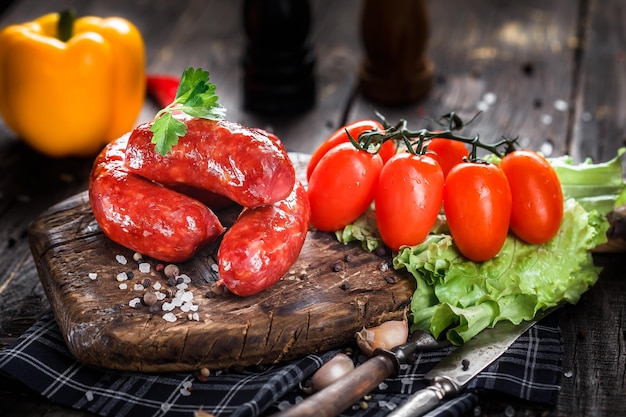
[0,0,625,416]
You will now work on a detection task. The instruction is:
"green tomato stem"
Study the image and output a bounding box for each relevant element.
[353,111,518,161]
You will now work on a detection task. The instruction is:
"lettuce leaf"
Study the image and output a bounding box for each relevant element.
[549,147,625,214]
[393,198,608,345]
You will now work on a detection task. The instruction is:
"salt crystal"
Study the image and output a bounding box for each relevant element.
[116,272,128,282]
[139,262,151,273]
[554,99,568,111]
[179,274,191,283]
[211,264,219,272]
[179,387,191,396]
[85,390,94,401]
[88,273,98,280]
[153,282,162,290]
[192,313,200,321]
[483,92,497,105]
[119,283,128,290]
[133,283,144,291]
[181,291,194,302]
[541,114,553,125]
[476,100,489,112]
[189,304,198,312]
[116,255,128,265]
[540,141,554,156]
[162,302,175,311]
[156,291,166,300]
[163,312,177,322]
[129,297,141,308]
[176,282,188,290]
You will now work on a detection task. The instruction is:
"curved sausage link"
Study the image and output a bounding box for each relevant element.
[218,180,310,296]
[124,115,296,208]
[89,134,225,263]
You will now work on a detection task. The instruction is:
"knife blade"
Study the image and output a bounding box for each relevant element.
[386,308,555,417]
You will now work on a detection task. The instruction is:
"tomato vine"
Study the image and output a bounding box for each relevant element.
[348,111,519,162]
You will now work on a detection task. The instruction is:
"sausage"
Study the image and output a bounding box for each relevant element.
[124,115,296,208]
[89,134,225,263]
[217,180,310,296]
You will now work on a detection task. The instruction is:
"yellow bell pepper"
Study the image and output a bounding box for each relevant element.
[0,10,146,157]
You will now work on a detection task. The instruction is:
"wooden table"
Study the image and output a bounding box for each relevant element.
[0,0,624,415]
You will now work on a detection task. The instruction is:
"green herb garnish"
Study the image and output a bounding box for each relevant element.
[150,67,226,155]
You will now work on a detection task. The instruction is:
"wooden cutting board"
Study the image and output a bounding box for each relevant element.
[28,153,415,373]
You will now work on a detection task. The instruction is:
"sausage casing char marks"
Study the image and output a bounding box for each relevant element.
[124,115,296,208]
[89,134,225,263]
[218,180,310,296]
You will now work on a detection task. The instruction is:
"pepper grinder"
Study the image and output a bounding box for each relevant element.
[242,0,316,115]
[359,0,434,105]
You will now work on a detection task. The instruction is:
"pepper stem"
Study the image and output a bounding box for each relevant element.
[57,9,77,42]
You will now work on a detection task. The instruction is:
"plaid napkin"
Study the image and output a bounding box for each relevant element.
[0,313,562,417]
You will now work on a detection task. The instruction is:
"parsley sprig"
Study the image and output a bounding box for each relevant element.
[150,67,226,155]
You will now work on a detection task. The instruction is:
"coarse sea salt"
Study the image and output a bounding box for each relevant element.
[129,297,141,308]
[163,312,177,322]
[138,262,151,273]
[88,273,98,280]
[116,272,128,282]
[116,254,128,265]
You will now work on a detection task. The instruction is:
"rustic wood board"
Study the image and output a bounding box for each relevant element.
[27,153,415,373]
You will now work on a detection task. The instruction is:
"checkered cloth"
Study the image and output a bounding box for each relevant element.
[0,313,562,417]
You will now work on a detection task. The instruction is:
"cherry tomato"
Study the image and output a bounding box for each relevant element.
[499,150,563,244]
[308,142,383,232]
[443,162,512,262]
[375,153,444,251]
[307,120,395,180]
[425,137,469,178]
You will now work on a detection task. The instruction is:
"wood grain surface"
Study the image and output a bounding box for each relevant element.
[1,0,625,415]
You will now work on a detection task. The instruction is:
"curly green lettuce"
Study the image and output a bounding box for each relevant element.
[393,198,608,345]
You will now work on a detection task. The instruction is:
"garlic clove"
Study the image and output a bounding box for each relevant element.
[301,352,355,394]
[355,316,409,357]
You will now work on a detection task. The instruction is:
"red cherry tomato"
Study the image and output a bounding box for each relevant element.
[307,120,395,180]
[425,137,469,178]
[308,142,383,232]
[499,150,564,244]
[443,162,512,262]
[375,152,444,251]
